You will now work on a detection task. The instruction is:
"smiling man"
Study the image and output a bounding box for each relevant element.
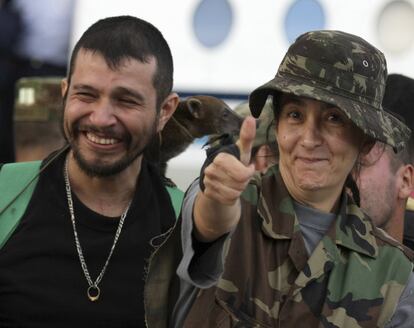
[0,16,181,327]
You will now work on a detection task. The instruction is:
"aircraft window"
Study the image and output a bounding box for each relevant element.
[377,0,414,54]
[284,0,326,44]
[193,0,233,48]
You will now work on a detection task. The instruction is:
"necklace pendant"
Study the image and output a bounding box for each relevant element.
[87,285,100,302]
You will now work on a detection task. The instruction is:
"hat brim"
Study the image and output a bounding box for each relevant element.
[249,73,410,152]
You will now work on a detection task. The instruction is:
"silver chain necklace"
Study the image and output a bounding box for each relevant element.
[63,158,131,302]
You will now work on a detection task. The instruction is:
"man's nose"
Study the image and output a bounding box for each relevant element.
[89,100,117,126]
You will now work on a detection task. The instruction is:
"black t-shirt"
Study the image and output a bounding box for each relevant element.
[0,153,176,327]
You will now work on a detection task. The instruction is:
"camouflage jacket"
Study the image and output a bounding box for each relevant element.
[182,166,414,328]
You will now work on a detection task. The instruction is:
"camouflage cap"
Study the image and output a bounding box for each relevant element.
[233,100,276,148]
[249,30,410,152]
[14,76,64,122]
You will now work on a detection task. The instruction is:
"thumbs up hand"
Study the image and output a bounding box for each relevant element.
[194,116,257,241]
[236,116,256,167]
[201,116,256,205]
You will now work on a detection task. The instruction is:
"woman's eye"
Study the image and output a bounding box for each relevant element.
[287,111,301,120]
[328,114,340,121]
[326,111,345,124]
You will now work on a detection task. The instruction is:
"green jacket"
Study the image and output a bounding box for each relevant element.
[0,160,183,249]
[0,160,184,328]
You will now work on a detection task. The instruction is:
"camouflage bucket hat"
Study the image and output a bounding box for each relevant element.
[249,30,410,152]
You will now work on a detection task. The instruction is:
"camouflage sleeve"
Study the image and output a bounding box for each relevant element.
[176,178,230,288]
[385,272,414,327]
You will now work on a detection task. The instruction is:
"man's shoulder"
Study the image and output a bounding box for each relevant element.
[0,161,42,179]
[344,195,414,265]
[372,223,414,264]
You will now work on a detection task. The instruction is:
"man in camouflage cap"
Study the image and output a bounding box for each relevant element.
[207,99,278,173]
[149,31,414,327]
[233,100,278,173]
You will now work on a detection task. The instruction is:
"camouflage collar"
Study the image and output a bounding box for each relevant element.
[254,165,378,258]
[332,193,378,258]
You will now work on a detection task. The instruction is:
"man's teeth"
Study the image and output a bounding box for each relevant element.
[86,132,117,145]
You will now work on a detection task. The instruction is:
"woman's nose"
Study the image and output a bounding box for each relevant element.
[300,120,323,148]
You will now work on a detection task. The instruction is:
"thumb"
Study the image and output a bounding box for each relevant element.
[236,116,256,166]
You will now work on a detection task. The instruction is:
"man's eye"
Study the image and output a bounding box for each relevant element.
[75,92,97,102]
[77,92,94,98]
[119,98,138,105]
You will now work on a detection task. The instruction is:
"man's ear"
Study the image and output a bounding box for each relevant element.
[157,92,179,132]
[61,78,68,98]
[398,164,414,199]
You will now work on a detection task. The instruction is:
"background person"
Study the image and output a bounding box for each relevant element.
[357,139,414,242]
[0,0,21,163]
[207,99,278,173]
[232,100,278,173]
[0,15,180,327]
[168,30,414,327]
[357,74,414,248]
[382,74,414,249]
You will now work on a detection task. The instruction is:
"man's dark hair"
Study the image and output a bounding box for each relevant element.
[66,15,174,108]
[383,74,414,167]
[387,138,414,174]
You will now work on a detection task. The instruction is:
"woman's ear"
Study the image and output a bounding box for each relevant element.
[273,118,279,140]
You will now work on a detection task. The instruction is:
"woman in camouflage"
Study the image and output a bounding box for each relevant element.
[146,31,414,328]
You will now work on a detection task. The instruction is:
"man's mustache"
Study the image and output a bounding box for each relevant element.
[74,124,125,141]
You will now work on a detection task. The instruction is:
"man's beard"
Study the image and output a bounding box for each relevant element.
[360,177,395,229]
[69,123,157,178]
